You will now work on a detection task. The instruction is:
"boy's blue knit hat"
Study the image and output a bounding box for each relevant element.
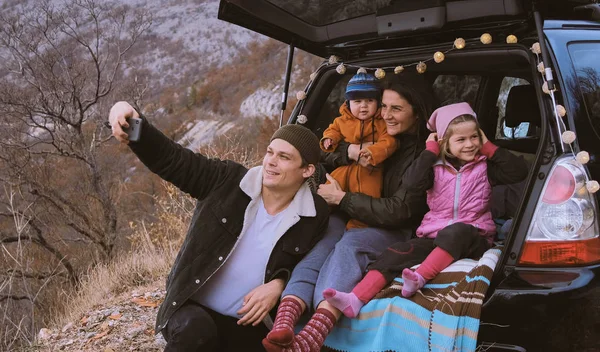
[345,72,381,101]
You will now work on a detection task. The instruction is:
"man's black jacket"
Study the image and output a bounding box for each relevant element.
[129,118,329,333]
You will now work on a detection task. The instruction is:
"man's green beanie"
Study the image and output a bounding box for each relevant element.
[270,124,320,165]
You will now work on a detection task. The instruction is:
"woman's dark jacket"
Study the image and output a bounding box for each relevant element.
[322,131,428,229]
[129,118,329,333]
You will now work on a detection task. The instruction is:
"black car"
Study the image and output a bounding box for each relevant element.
[218,1,600,350]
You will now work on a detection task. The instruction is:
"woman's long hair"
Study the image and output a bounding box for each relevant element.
[382,73,438,158]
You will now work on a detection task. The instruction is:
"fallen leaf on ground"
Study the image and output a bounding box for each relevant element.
[90,327,112,341]
[109,313,122,320]
[131,297,160,308]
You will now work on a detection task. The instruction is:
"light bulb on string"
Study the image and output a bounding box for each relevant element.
[296,115,308,124]
[454,38,466,49]
[310,72,317,81]
[394,66,405,74]
[556,105,566,117]
[328,55,339,64]
[296,91,307,101]
[506,35,518,44]
[542,81,550,94]
[375,68,386,79]
[562,130,576,144]
[336,64,346,74]
[357,67,367,74]
[537,62,545,73]
[416,62,427,74]
[586,180,599,194]
[576,151,590,165]
[480,33,492,44]
[531,43,541,54]
[433,51,445,63]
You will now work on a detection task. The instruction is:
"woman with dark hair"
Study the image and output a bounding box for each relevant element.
[262,73,437,352]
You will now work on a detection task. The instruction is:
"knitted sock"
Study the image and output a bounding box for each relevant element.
[265,297,303,347]
[416,247,455,280]
[401,268,426,297]
[322,270,387,318]
[283,308,337,352]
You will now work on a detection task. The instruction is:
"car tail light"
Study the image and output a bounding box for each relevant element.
[519,156,600,266]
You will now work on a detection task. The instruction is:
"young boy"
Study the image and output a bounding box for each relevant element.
[321,72,397,229]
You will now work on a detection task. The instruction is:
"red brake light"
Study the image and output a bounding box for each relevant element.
[542,165,576,204]
[519,238,600,266]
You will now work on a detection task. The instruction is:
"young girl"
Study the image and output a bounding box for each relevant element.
[323,102,528,318]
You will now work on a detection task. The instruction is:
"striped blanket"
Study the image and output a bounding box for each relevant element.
[322,247,502,352]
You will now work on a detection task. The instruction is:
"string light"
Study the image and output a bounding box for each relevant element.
[328,55,339,64]
[537,62,545,73]
[586,180,599,194]
[506,35,518,44]
[357,67,367,74]
[416,62,427,74]
[542,81,550,94]
[336,64,346,74]
[310,72,317,81]
[562,131,576,144]
[433,51,445,63]
[296,115,307,124]
[296,91,306,100]
[576,151,590,165]
[394,66,405,74]
[375,68,386,79]
[532,37,598,191]
[480,33,492,44]
[454,38,466,49]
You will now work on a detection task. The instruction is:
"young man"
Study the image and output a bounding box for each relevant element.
[108,101,329,352]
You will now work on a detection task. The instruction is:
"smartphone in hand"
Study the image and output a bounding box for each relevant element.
[123,117,142,142]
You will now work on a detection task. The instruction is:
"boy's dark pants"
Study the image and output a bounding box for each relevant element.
[161,300,269,352]
[369,222,490,282]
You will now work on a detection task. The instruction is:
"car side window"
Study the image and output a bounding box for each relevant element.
[496,77,531,140]
[568,42,600,139]
[432,75,481,106]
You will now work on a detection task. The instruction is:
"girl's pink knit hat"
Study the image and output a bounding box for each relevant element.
[427,102,477,138]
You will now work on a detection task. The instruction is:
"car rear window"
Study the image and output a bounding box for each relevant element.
[568,42,600,139]
[265,0,382,26]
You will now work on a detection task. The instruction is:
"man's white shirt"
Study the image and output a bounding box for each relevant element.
[194,197,291,318]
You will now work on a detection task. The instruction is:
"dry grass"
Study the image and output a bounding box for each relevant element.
[52,246,177,330]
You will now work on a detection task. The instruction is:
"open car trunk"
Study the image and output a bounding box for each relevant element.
[218,0,594,58]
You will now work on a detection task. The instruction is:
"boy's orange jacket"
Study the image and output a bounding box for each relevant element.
[320,103,397,166]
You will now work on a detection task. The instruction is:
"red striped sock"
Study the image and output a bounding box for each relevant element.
[265,297,303,347]
[284,308,337,352]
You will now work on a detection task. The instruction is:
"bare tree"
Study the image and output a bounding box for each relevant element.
[0,0,151,348]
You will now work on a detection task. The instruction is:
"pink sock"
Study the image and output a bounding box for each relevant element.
[416,247,455,280]
[401,268,426,297]
[323,270,387,318]
[322,289,363,318]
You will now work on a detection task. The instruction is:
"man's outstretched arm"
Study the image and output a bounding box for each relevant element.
[109,101,244,200]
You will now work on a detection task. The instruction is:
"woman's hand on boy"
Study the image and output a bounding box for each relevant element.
[237,279,285,326]
[318,174,346,205]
